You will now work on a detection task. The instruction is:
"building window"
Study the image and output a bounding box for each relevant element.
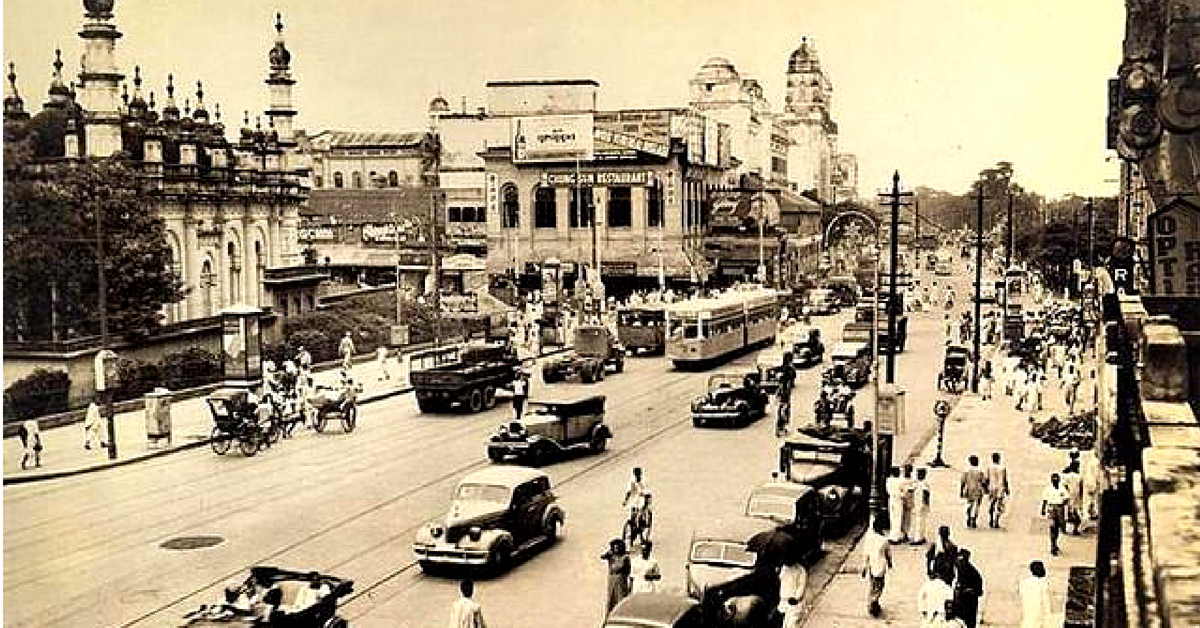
[314,174,324,188]
[448,207,462,222]
[352,171,363,188]
[647,181,664,228]
[534,187,557,229]
[388,170,399,187]
[608,186,632,228]
[474,207,486,223]
[569,187,594,228]
[501,183,519,228]
[333,172,344,188]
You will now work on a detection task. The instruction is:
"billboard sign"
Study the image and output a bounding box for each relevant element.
[512,114,594,163]
[1148,199,1200,296]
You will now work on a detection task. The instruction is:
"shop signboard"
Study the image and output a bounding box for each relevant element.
[601,261,638,276]
[1148,198,1200,296]
[486,173,499,222]
[512,114,594,163]
[298,226,338,242]
[542,170,651,187]
[1107,236,1137,294]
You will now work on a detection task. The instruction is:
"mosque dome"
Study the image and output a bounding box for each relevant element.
[428,95,451,114]
[83,0,115,15]
[694,57,740,84]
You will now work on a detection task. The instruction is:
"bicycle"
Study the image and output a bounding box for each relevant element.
[623,494,653,546]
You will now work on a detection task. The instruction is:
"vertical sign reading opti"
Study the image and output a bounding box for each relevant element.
[1149,200,1200,296]
[511,114,594,163]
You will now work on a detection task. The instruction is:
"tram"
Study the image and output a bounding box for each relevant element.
[665,287,780,369]
[617,304,667,355]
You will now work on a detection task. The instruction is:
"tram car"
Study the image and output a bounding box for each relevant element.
[616,305,667,355]
[665,288,780,369]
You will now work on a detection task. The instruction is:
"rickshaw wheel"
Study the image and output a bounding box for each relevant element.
[314,415,328,433]
[265,421,282,446]
[210,428,231,455]
[239,435,259,457]
[342,405,357,433]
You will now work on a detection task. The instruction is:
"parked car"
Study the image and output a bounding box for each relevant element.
[777,426,872,533]
[412,467,564,575]
[684,518,772,602]
[541,325,625,383]
[486,395,610,466]
[602,593,703,628]
[691,373,769,428]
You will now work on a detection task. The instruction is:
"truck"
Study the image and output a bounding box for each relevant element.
[410,341,522,414]
[541,325,625,383]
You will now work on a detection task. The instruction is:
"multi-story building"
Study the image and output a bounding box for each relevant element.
[3,1,318,325]
[780,37,842,202]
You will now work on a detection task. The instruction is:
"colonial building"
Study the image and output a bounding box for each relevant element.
[781,37,843,202]
[4,1,319,324]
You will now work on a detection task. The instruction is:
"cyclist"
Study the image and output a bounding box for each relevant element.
[775,353,796,436]
[623,468,652,543]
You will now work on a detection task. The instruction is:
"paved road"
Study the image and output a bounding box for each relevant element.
[3,270,993,628]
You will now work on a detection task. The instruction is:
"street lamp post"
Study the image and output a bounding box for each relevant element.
[972,184,984,393]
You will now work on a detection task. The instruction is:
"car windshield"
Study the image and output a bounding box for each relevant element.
[453,483,510,504]
[747,496,795,521]
[690,541,756,568]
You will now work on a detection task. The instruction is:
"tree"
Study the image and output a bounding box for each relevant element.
[4,147,184,342]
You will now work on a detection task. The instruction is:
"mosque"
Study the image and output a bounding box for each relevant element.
[3,0,320,326]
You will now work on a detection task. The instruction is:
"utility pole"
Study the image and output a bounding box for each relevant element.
[971,183,987,393]
[877,171,912,384]
[1002,190,1012,340]
[97,200,116,460]
[427,136,443,345]
[914,198,920,249]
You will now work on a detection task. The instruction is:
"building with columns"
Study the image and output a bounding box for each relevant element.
[4,1,320,326]
[781,37,842,203]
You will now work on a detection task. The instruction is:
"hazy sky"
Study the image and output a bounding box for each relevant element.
[4,0,1125,197]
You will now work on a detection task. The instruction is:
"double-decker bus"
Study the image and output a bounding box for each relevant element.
[665,287,780,369]
[616,304,667,355]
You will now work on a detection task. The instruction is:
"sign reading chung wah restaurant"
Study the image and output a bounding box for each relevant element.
[1149,198,1200,296]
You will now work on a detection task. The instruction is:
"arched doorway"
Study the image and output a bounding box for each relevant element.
[200,258,216,317]
[227,241,242,305]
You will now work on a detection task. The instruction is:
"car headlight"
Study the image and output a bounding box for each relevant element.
[468,526,483,541]
[430,525,444,538]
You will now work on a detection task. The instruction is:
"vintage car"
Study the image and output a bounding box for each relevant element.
[938,345,972,394]
[806,288,840,315]
[181,566,353,628]
[486,395,610,466]
[541,325,625,383]
[790,328,825,368]
[603,593,703,628]
[753,350,789,394]
[692,373,769,428]
[825,342,872,389]
[412,467,564,575]
[777,426,873,533]
[744,481,825,556]
[684,518,772,603]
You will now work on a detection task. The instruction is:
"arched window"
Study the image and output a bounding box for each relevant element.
[501,183,519,229]
[333,172,344,188]
[534,186,557,229]
[352,171,363,188]
[646,180,664,228]
[388,171,399,187]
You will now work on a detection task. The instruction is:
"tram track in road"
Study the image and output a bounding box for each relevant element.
[115,362,702,628]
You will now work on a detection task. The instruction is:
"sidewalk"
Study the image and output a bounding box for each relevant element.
[805,353,1099,627]
[3,354,411,484]
[3,342,569,485]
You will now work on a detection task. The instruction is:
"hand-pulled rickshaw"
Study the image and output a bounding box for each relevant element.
[181,566,353,628]
[206,389,271,457]
[308,380,360,434]
[937,345,971,394]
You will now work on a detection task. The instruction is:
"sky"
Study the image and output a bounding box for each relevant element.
[3,0,1125,198]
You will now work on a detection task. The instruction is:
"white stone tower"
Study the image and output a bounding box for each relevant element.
[265,13,296,149]
[781,36,836,199]
[77,0,125,157]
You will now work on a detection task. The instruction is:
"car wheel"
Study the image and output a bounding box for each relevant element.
[239,435,259,457]
[581,368,594,384]
[488,539,513,575]
[544,513,564,542]
[210,428,231,455]
[530,444,552,467]
[342,405,357,433]
[693,417,705,428]
[614,358,624,373]
[487,448,505,463]
[596,365,606,381]
[589,429,608,453]
[467,388,484,413]
[418,560,440,575]
[483,386,497,409]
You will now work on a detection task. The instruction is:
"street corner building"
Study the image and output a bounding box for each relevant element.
[3,0,321,326]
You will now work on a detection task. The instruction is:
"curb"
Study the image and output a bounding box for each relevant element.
[2,385,415,486]
[3,346,571,485]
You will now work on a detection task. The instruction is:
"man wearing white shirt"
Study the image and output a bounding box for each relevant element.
[777,560,807,624]
[1019,561,1052,628]
[861,518,893,617]
[1040,473,1070,556]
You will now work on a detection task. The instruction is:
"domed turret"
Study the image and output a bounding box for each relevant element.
[83,0,115,17]
[5,63,28,120]
[694,56,740,84]
[161,73,180,122]
[46,49,72,108]
[429,95,451,114]
[127,66,148,119]
[787,36,820,74]
[268,13,292,71]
